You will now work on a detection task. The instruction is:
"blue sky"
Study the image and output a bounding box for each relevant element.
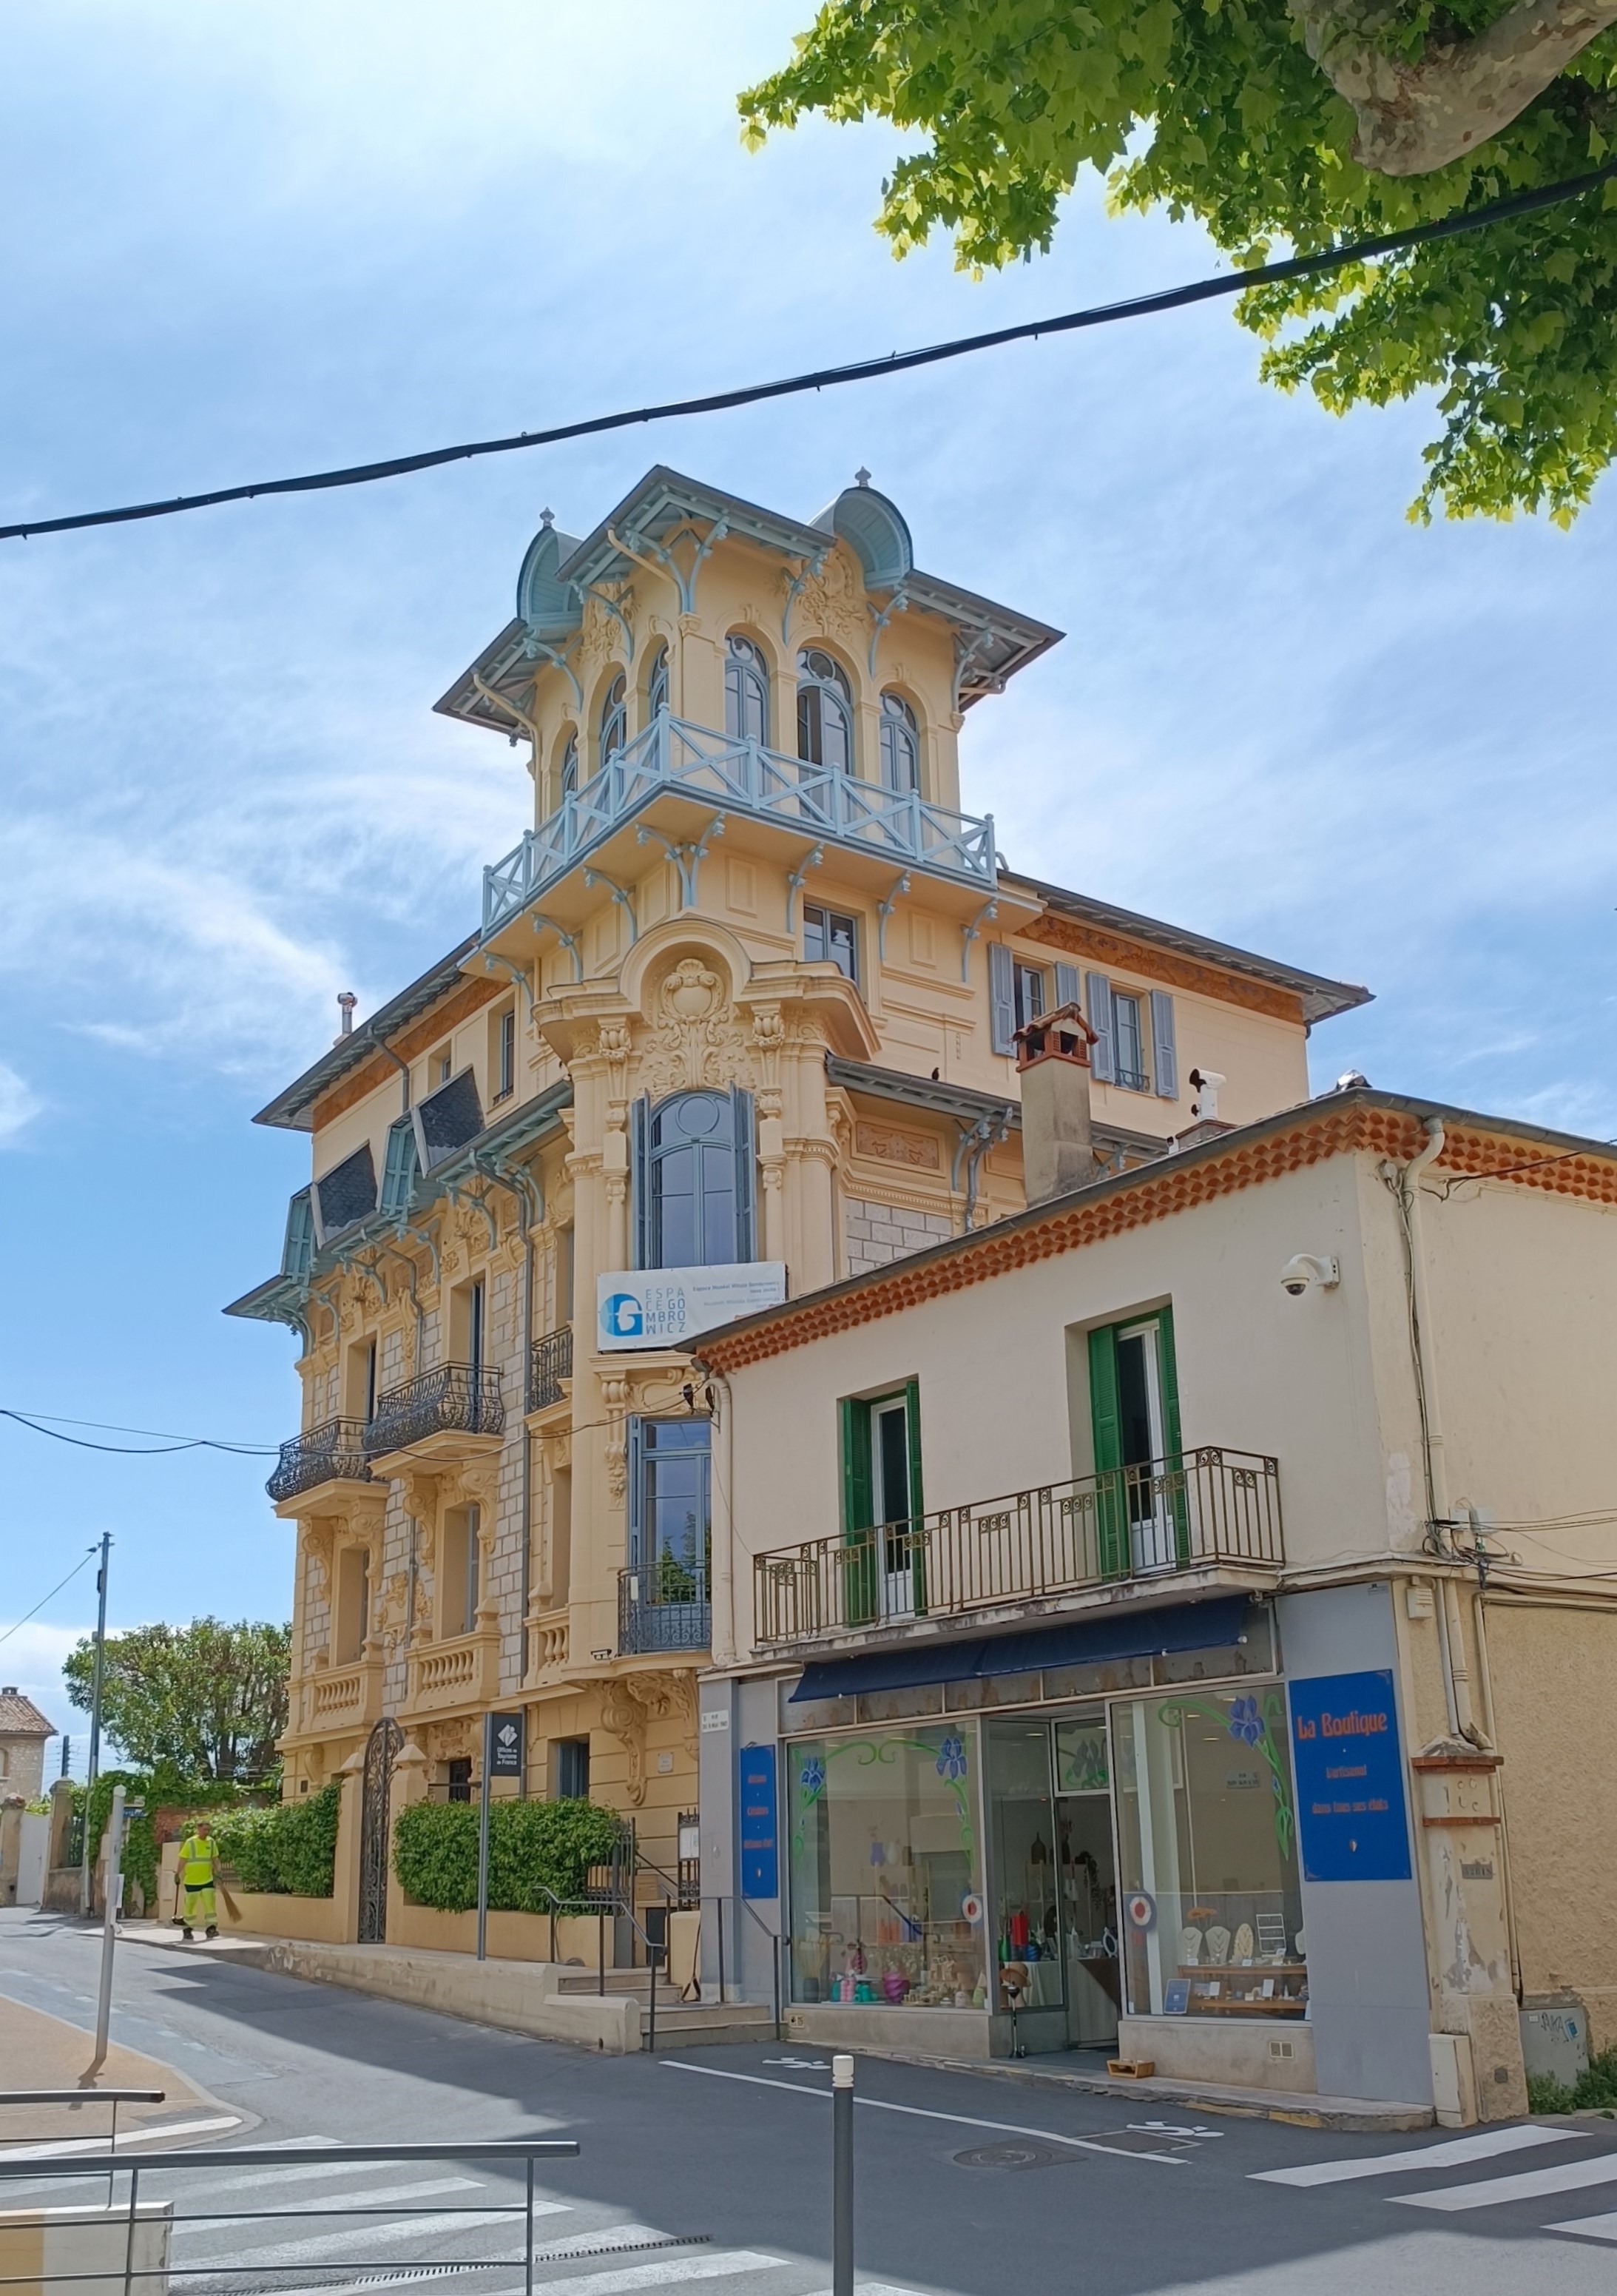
[2,0,1613,1751]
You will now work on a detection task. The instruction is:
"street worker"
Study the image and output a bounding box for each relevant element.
[177,1817,217,1941]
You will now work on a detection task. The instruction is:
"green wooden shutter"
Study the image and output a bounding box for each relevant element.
[1088,1324,1128,1578]
[903,1378,927,1615]
[1153,1305,1190,1562]
[840,1396,876,1625]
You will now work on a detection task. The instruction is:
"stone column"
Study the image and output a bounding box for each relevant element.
[384,1740,430,1942]
[1414,1738,1527,2123]
[330,1746,368,1945]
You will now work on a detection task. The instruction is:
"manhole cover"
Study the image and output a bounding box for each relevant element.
[953,2140,1083,2171]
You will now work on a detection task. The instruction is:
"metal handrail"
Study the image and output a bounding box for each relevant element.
[0,2139,581,2296]
[482,707,996,936]
[618,1566,711,1655]
[754,1443,1284,1646]
[266,1416,371,1502]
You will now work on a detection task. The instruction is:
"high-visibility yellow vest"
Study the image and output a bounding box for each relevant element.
[179,1834,215,1887]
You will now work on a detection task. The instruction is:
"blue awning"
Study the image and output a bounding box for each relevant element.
[788,1592,1259,1703]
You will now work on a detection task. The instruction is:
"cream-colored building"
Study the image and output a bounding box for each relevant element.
[0,1689,55,1805]
[228,468,1363,1941]
[695,1068,1617,2121]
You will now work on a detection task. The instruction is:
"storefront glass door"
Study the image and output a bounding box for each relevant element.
[986,1720,1064,2016]
[1053,1717,1121,2048]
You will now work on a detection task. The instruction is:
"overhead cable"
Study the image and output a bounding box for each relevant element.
[3,160,1616,543]
[0,1407,279,1457]
[0,1547,98,1646]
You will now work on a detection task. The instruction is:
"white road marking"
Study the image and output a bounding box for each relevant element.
[664,2061,1185,2164]
[530,2226,673,2261]
[1129,2122,1223,2138]
[1252,2124,1579,2187]
[171,2177,489,2235]
[1548,2209,1617,2243]
[1394,2151,1617,2212]
[0,2115,242,2161]
[172,2204,536,2267]
[532,2258,783,2292]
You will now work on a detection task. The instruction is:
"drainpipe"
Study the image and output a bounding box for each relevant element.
[1393,1117,1482,1745]
[374,1032,412,1116]
[706,1370,737,1668]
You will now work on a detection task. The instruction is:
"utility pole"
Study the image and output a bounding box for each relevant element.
[86,1783,126,2078]
[79,1534,112,1919]
[476,1712,493,1962]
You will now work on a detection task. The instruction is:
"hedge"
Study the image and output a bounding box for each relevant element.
[81,1766,257,1910]
[208,1781,341,1896]
[392,1797,624,1913]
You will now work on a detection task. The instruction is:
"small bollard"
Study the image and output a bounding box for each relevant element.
[832,2051,854,2296]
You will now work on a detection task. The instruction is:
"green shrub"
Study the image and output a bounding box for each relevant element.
[1528,2045,1617,2115]
[209,1782,341,1896]
[79,1763,266,1910]
[393,1798,624,1914]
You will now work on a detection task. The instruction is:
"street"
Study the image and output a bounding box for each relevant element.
[4,1910,1617,2295]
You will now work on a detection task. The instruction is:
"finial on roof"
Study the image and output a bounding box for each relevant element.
[854,467,871,488]
[540,507,555,528]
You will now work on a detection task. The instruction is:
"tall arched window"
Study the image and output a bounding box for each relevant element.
[725,634,769,746]
[558,730,578,799]
[598,673,627,766]
[634,1088,756,1268]
[645,643,669,723]
[797,648,853,775]
[880,691,919,794]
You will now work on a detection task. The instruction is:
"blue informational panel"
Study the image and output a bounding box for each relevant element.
[1289,1669,1412,1883]
[738,1745,779,1900]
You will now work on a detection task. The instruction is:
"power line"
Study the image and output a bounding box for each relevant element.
[4,160,1615,545]
[0,1546,98,1646]
[0,1407,278,1457]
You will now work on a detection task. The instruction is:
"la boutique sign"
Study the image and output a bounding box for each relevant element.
[596,1264,787,1350]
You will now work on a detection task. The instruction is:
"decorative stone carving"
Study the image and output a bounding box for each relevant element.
[855,1119,942,1171]
[638,957,744,1097]
[599,1669,698,1806]
[602,1375,631,1504]
[785,545,868,653]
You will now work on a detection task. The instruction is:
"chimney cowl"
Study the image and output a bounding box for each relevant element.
[1013,1000,1098,1074]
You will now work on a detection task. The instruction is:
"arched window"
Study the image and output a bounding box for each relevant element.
[598,673,627,766]
[646,643,669,723]
[797,648,853,775]
[558,730,578,799]
[725,633,769,746]
[880,691,919,794]
[631,1086,756,1269]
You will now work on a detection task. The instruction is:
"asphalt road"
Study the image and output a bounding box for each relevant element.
[4,1908,1617,2295]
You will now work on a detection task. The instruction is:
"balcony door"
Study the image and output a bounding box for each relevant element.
[1088,1308,1185,1577]
[840,1381,925,1626]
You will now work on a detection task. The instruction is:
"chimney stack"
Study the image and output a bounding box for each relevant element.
[1015,1000,1100,1205]
[335,991,357,1045]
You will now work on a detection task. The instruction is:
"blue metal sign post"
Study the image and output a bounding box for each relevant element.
[738,1745,779,1900]
[1288,1669,1412,1883]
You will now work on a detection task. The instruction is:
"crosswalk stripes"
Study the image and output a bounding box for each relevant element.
[1251,2118,1617,2245]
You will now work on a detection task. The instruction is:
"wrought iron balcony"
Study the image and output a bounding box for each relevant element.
[364,1364,505,1456]
[618,1566,711,1656]
[754,1446,1283,1649]
[527,1324,573,1412]
[482,709,996,937]
[266,1417,372,1504]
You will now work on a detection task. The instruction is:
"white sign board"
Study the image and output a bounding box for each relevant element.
[596,1262,787,1351]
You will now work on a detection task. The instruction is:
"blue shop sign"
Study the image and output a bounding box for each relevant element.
[1289,1669,1411,1883]
[738,1745,779,1900]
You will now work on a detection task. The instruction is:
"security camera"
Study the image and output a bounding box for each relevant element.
[1280,1253,1340,1297]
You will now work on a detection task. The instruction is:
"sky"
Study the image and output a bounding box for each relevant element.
[1,0,1613,1754]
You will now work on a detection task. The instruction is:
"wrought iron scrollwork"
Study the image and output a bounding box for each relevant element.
[358,1715,403,1943]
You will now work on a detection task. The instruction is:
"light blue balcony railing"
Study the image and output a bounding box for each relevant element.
[482,708,996,937]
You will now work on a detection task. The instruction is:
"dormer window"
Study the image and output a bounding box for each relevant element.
[797,649,852,775]
[725,634,769,745]
[880,691,919,793]
[599,673,627,766]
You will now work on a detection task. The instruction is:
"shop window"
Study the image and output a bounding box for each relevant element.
[1087,1308,1184,1575]
[786,1724,985,2009]
[803,903,858,985]
[986,1720,1061,2015]
[839,1381,924,1626]
[1112,1685,1306,2021]
[1054,1717,1121,2047]
[630,1087,755,1268]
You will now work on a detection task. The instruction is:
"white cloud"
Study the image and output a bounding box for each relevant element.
[0,1622,84,1740]
[0,1061,42,1145]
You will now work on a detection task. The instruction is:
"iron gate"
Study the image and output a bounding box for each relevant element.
[357,1715,402,1943]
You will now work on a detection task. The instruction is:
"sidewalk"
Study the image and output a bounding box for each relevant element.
[859,2043,1434,2132]
[0,1993,220,2149]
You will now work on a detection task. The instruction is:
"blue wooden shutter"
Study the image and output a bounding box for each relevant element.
[1053,961,1080,1012]
[729,1084,757,1262]
[282,1188,314,1279]
[1085,972,1115,1083]
[1150,991,1178,1100]
[629,1096,651,1270]
[625,1416,646,1569]
[379,1115,419,1218]
[988,942,1016,1056]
